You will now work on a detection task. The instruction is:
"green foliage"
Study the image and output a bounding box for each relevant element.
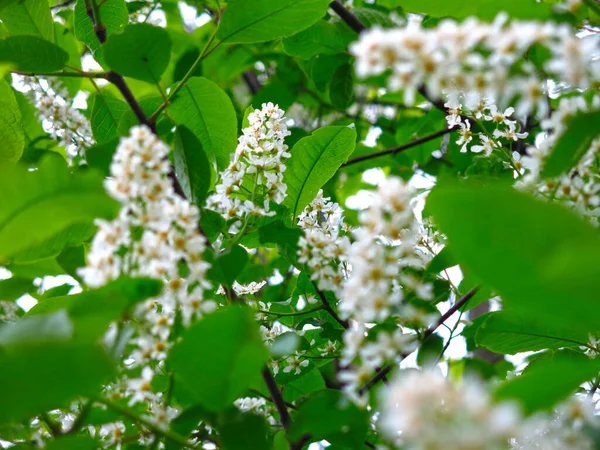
[282,20,353,59]
[0,35,68,72]
[104,23,172,83]
[428,182,600,335]
[290,389,369,448]
[284,125,357,217]
[174,125,212,207]
[495,351,600,413]
[398,0,551,20]
[89,92,129,143]
[476,311,589,354]
[168,77,238,170]
[217,410,270,450]
[0,79,24,168]
[73,0,128,66]
[0,0,54,42]
[541,110,600,178]
[168,306,269,411]
[218,0,331,44]
[0,310,115,424]
[0,156,118,264]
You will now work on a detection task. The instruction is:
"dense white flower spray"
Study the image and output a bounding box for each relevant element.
[350,14,599,114]
[206,102,291,233]
[80,126,212,435]
[20,76,93,157]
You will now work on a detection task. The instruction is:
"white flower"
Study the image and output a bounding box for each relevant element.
[127,366,156,405]
[456,121,473,152]
[283,351,309,375]
[471,134,499,156]
[233,280,267,295]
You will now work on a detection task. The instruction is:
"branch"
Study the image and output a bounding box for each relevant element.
[314,284,349,329]
[242,70,262,95]
[84,0,106,43]
[330,1,366,33]
[358,287,480,393]
[343,127,456,167]
[105,71,156,131]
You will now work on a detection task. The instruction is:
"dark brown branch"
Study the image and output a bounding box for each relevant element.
[262,366,291,430]
[330,1,366,33]
[358,287,480,393]
[314,284,349,329]
[343,127,456,167]
[242,70,262,95]
[104,71,156,132]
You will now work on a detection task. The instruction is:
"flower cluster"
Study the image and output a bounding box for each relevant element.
[340,177,432,323]
[338,177,433,404]
[20,76,93,157]
[445,99,529,160]
[351,15,599,115]
[206,103,291,232]
[379,370,520,449]
[80,126,212,429]
[519,96,600,222]
[297,190,351,297]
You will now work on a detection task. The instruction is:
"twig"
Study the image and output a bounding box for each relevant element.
[96,397,196,448]
[261,366,292,430]
[343,127,456,166]
[14,70,107,79]
[358,287,480,393]
[314,284,349,329]
[330,1,366,33]
[242,70,262,95]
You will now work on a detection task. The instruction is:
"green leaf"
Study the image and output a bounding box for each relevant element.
[218,410,270,450]
[397,0,550,20]
[284,125,357,217]
[495,350,600,414]
[289,389,369,448]
[329,64,354,110]
[208,245,249,288]
[0,276,33,301]
[282,368,325,403]
[86,137,119,177]
[12,223,96,265]
[174,126,212,207]
[45,435,97,450]
[0,0,54,42]
[541,110,600,178]
[89,92,129,144]
[27,278,163,341]
[168,77,238,170]
[73,0,128,67]
[282,20,353,59]
[475,311,589,355]
[168,306,269,412]
[104,23,172,83]
[417,333,444,368]
[0,35,68,72]
[0,155,119,264]
[0,79,24,168]
[427,182,600,336]
[54,23,83,97]
[218,0,331,44]
[0,310,116,424]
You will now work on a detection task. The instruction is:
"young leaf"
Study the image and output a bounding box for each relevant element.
[73,0,128,67]
[541,110,600,178]
[218,0,331,44]
[0,35,68,72]
[104,23,172,84]
[0,79,24,168]
[168,77,238,170]
[168,306,269,412]
[0,0,54,42]
[89,92,129,143]
[174,126,212,207]
[0,155,119,264]
[283,125,357,217]
[495,350,600,414]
